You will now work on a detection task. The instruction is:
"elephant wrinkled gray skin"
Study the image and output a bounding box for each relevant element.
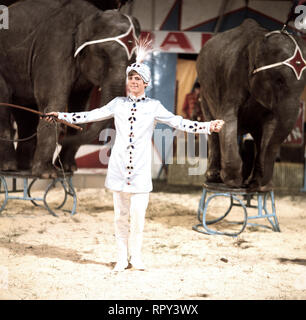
[1,0,132,10]
[0,0,140,178]
[196,19,306,192]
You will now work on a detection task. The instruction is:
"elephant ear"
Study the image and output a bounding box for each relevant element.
[74,11,109,56]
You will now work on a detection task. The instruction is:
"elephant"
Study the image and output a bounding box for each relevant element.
[0,0,140,178]
[196,19,306,191]
[0,0,132,10]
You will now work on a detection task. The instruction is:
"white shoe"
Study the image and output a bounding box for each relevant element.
[130,258,146,270]
[113,260,128,272]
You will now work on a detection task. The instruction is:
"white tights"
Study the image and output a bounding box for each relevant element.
[112,191,150,263]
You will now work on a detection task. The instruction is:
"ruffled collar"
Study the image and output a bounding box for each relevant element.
[128,93,146,102]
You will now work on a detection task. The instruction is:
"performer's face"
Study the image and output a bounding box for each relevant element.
[127,73,147,97]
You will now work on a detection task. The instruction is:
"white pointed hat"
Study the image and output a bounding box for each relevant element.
[126,36,153,84]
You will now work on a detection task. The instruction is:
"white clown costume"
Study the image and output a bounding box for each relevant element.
[58,95,211,193]
[57,63,212,271]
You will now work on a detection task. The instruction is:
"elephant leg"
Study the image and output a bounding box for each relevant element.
[0,76,17,171]
[31,72,75,177]
[219,117,243,187]
[31,99,68,178]
[31,119,60,178]
[200,95,221,182]
[248,130,264,190]
[12,108,38,170]
[240,137,256,184]
[248,117,278,191]
[206,134,222,182]
[56,135,80,173]
[249,101,299,191]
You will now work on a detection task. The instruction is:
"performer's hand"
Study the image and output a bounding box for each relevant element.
[40,112,59,123]
[210,120,225,133]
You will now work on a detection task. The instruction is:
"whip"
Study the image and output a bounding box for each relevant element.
[0,103,83,132]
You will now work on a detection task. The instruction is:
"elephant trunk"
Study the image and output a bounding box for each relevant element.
[100,81,126,105]
[62,78,126,145]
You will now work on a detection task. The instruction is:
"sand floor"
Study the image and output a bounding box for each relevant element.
[0,181,306,300]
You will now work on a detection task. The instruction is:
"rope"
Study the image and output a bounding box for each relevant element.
[0,122,52,142]
[0,103,83,131]
[0,132,37,142]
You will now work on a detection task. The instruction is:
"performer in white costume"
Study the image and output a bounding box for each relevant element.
[44,63,224,272]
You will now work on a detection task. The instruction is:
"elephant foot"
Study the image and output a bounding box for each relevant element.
[0,160,18,172]
[17,161,32,171]
[258,183,273,192]
[247,181,273,192]
[221,176,243,188]
[32,163,61,179]
[205,169,222,183]
[220,168,243,188]
[223,181,244,189]
[0,149,18,172]
[54,158,76,173]
[247,180,273,192]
